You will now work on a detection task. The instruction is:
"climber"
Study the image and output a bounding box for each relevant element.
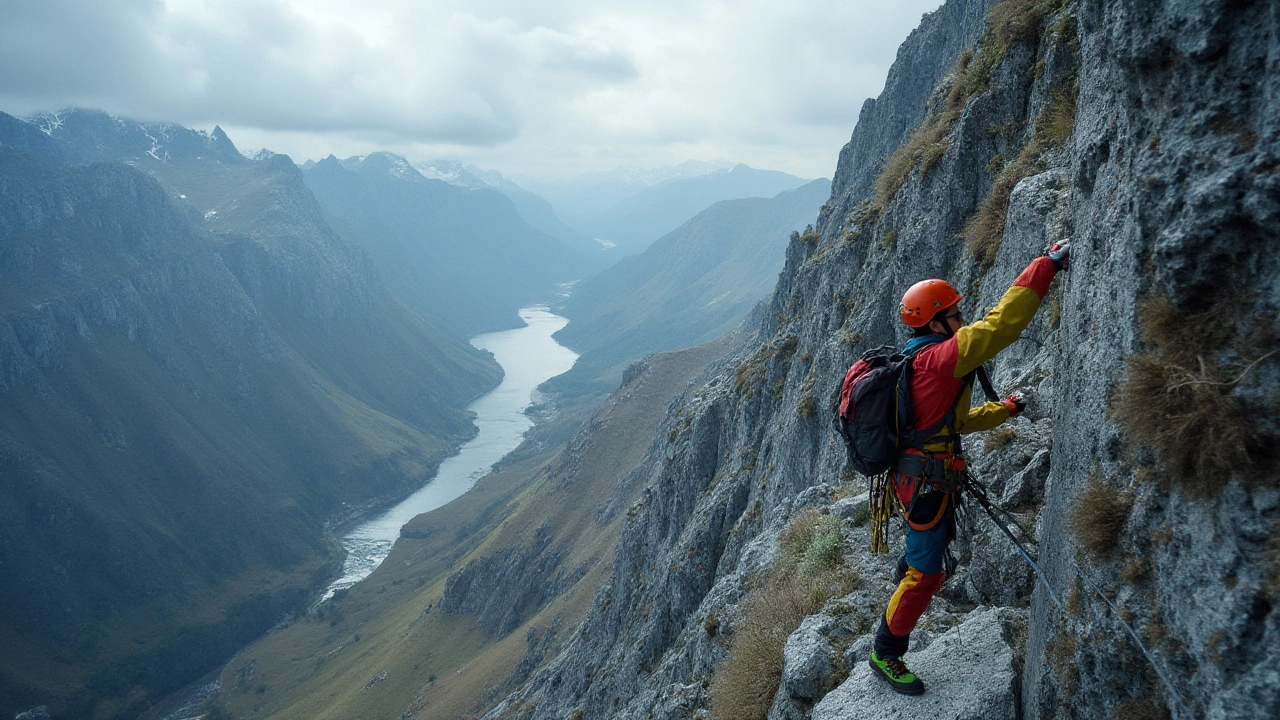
[868,242,1070,695]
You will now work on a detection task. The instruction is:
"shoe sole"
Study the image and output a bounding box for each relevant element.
[868,657,925,695]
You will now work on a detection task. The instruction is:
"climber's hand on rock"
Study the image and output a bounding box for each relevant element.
[1003,392,1027,418]
[1044,241,1071,271]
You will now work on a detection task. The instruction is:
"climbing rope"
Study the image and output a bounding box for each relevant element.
[962,470,1195,717]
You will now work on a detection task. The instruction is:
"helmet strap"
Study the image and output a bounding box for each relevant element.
[928,312,956,339]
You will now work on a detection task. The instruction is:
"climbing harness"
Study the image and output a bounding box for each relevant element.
[863,348,1193,714]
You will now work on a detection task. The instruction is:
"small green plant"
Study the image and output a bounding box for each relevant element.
[709,510,857,720]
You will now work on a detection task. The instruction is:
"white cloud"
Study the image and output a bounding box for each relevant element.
[0,0,942,179]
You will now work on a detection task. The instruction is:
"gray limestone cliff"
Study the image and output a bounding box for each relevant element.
[466,1,1279,718]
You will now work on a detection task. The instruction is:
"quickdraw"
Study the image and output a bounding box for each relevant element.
[869,470,894,555]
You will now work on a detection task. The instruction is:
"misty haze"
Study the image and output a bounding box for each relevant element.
[1,2,1277,720]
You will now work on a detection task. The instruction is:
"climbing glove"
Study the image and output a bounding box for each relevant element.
[1044,241,1071,271]
[1003,391,1027,418]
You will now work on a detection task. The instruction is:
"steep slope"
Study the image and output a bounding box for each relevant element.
[474,1,1278,719]
[0,115,501,719]
[305,153,590,334]
[212,338,732,720]
[547,179,831,402]
[586,164,815,253]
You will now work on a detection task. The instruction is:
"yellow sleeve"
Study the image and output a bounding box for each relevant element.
[953,285,1044,378]
[924,384,1010,452]
[960,400,1010,433]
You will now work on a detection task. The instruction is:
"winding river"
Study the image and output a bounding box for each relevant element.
[322,306,579,599]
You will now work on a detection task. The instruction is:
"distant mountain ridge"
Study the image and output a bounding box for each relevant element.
[583,164,815,253]
[0,110,502,719]
[546,178,830,402]
[304,152,592,334]
[522,159,738,230]
[28,108,246,166]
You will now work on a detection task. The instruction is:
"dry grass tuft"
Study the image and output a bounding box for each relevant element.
[1121,558,1150,584]
[709,511,858,720]
[1068,474,1133,558]
[985,425,1019,451]
[799,370,820,419]
[874,111,959,212]
[961,82,1077,266]
[1112,296,1275,494]
[882,227,899,250]
[1064,576,1084,616]
[1037,83,1079,146]
[1044,626,1080,693]
[988,0,1066,47]
[704,611,721,637]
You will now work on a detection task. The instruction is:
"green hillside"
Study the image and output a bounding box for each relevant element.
[548,179,830,402]
[0,118,501,719]
[211,338,731,720]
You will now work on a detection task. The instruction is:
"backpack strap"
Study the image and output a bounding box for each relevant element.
[893,337,948,450]
[974,364,1000,403]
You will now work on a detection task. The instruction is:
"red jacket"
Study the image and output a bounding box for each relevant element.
[907,257,1059,453]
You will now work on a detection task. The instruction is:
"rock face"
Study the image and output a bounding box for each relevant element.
[476,1,1279,719]
[812,607,1023,720]
[780,614,841,703]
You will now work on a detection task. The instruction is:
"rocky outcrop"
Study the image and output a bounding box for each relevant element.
[812,607,1024,720]
[479,1,1279,719]
[438,521,588,636]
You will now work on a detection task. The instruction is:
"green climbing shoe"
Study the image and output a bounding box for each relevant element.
[869,651,925,695]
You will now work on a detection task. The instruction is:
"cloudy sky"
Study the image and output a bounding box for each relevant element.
[1,0,941,180]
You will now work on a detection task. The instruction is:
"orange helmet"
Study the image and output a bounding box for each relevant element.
[900,279,963,327]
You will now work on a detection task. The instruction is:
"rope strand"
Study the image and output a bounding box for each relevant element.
[962,470,1194,717]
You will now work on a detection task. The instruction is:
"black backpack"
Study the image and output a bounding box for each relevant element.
[833,339,1000,476]
[832,343,932,476]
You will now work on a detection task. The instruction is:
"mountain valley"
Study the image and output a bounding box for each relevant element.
[3,0,1278,716]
